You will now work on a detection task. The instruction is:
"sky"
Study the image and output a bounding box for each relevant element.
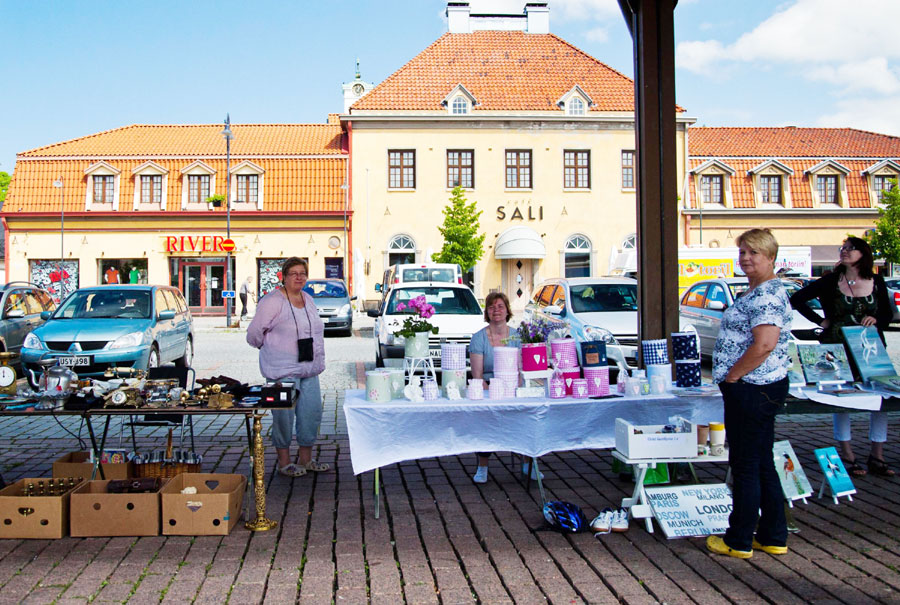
[3,0,900,173]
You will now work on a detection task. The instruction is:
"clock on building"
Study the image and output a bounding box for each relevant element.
[353,83,365,95]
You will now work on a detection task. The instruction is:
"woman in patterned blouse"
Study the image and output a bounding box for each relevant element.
[707,228,793,560]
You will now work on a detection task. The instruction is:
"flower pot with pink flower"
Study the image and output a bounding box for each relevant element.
[395,295,439,359]
[516,316,556,371]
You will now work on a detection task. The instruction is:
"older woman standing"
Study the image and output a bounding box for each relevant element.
[707,228,792,559]
[790,237,894,477]
[247,257,330,477]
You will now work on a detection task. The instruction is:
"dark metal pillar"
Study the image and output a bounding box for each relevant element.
[619,0,680,351]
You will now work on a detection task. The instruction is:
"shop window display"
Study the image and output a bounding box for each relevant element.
[30,260,79,303]
[99,259,148,285]
[258,258,296,298]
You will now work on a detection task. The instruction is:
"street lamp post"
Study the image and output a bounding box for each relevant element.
[222,115,234,327]
[52,176,65,300]
[341,180,349,283]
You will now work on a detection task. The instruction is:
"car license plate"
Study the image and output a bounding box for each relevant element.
[429,348,442,358]
[58,355,92,367]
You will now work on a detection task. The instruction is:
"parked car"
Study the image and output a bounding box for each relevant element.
[524,277,639,372]
[374,263,464,306]
[21,285,193,386]
[0,282,57,369]
[367,282,485,368]
[303,278,355,336]
[679,277,821,358]
[883,277,900,323]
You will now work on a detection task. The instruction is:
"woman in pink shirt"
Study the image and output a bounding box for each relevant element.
[247,257,329,477]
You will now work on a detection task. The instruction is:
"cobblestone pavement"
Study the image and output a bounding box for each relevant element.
[0,315,897,603]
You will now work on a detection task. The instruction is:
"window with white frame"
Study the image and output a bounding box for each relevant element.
[505,150,532,189]
[451,96,469,115]
[567,97,585,116]
[189,175,210,203]
[388,234,416,266]
[875,175,897,202]
[93,175,115,203]
[447,150,473,189]
[141,175,162,204]
[760,175,782,204]
[237,174,258,204]
[816,175,838,204]
[563,150,590,189]
[622,151,635,189]
[564,234,591,277]
[700,175,723,204]
[388,150,415,189]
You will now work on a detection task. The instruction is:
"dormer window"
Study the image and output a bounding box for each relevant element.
[179,160,217,210]
[805,160,849,207]
[861,159,900,205]
[442,84,477,116]
[132,161,169,210]
[567,97,585,116]
[690,159,735,208]
[874,175,897,202]
[748,159,793,208]
[230,160,265,209]
[701,175,723,204]
[760,175,781,203]
[189,175,210,203]
[84,161,121,211]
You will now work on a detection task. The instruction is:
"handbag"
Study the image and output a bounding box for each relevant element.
[287,291,315,363]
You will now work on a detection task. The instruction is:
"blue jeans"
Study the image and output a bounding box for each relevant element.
[720,377,788,551]
[271,376,323,448]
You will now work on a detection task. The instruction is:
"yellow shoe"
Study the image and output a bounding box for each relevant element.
[706,535,752,559]
[752,539,788,555]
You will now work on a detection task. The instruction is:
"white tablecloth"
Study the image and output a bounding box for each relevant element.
[343,390,724,474]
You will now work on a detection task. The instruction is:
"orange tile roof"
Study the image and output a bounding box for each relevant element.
[352,31,657,113]
[18,124,344,157]
[687,159,878,210]
[689,127,900,157]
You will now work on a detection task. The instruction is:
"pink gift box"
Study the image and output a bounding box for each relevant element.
[571,378,589,399]
[549,377,567,399]
[561,369,581,395]
[583,366,610,396]
[521,342,548,371]
[550,339,579,369]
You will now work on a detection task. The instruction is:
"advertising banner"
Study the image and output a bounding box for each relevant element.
[645,483,732,538]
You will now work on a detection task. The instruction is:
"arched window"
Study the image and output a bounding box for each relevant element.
[451,96,469,115]
[388,234,416,266]
[565,234,591,277]
[567,97,585,116]
[621,233,636,250]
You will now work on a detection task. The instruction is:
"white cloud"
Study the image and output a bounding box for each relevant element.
[807,57,900,96]
[546,0,620,21]
[584,26,609,43]
[817,97,900,137]
[676,40,725,73]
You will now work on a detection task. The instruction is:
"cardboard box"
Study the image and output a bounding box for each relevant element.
[615,418,697,459]
[52,451,134,481]
[0,477,83,539]
[70,479,167,537]
[161,473,246,536]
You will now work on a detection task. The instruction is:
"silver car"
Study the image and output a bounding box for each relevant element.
[679,277,821,358]
[524,277,639,372]
[883,277,900,323]
[303,279,355,336]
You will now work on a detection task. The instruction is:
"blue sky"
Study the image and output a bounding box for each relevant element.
[3,0,899,172]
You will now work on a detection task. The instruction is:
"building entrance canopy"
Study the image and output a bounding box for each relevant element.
[494,226,546,259]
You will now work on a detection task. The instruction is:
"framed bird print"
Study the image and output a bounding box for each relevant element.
[840,325,897,383]
[773,440,812,502]
[796,343,854,384]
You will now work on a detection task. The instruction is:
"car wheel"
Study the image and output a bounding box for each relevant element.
[342,321,353,337]
[147,345,160,370]
[175,337,193,368]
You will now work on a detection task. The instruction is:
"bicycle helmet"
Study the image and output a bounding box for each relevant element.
[542,501,588,533]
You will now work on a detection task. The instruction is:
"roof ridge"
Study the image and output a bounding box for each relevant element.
[545,33,634,84]
[19,123,142,157]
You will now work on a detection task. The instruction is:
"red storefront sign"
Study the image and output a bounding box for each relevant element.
[164,235,232,253]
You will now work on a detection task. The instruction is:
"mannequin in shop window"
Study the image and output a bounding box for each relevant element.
[105,266,120,284]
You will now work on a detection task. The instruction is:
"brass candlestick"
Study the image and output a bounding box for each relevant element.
[245,412,277,532]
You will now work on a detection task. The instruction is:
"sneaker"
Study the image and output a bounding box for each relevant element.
[590,508,614,534]
[706,535,752,559]
[521,462,544,480]
[473,466,489,484]
[611,508,629,533]
[752,539,788,555]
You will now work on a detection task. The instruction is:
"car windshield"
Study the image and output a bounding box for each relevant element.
[303,281,347,298]
[54,290,151,319]
[884,278,900,289]
[570,284,638,313]
[401,268,456,283]
[387,287,481,315]
[728,280,822,309]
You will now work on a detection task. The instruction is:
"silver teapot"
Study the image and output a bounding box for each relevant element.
[28,359,79,394]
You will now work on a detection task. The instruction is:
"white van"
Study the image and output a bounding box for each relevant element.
[375,263,464,302]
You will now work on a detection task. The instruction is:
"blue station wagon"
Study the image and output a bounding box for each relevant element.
[21,285,194,385]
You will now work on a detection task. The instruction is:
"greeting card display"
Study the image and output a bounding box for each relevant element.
[786,342,806,387]
[840,325,897,382]
[773,440,812,503]
[814,446,856,504]
[796,343,853,384]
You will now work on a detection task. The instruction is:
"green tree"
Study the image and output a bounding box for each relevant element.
[431,186,485,272]
[0,172,10,205]
[867,181,900,264]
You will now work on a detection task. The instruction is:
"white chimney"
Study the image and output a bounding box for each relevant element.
[447,2,471,33]
[525,3,549,34]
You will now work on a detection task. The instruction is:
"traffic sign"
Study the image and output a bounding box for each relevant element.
[221,238,236,252]
[222,290,236,299]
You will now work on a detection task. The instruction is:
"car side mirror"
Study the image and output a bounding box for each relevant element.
[374,284,382,292]
[351,295,358,301]
[5,310,24,319]
[544,304,563,315]
[158,310,176,320]
[707,300,727,311]
[366,309,380,318]
[40,311,51,320]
